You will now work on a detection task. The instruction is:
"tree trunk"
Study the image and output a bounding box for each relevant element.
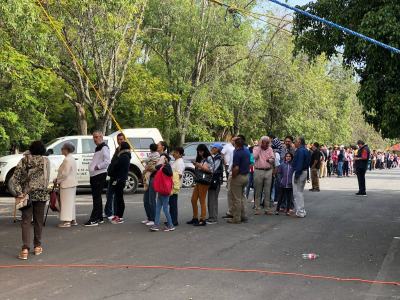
[75,102,88,135]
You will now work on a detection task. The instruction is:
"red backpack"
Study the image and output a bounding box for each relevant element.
[153,166,173,196]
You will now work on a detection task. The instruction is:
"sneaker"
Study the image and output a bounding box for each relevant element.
[150,225,160,232]
[194,220,206,226]
[84,220,99,227]
[145,221,155,226]
[355,192,367,197]
[186,218,199,225]
[309,188,315,192]
[206,220,217,225]
[111,216,124,224]
[274,211,279,216]
[107,216,114,221]
[241,217,249,223]
[141,219,149,224]
[164,226,176,232]
[58,222,71,228]
[98,219,105,224]
[71,220,78,226]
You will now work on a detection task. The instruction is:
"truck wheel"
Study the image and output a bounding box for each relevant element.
[6,170,17,197]
[182,170,195,188]
[124,171,138,194]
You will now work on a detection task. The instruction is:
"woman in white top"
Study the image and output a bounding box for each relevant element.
[54,142,78,228]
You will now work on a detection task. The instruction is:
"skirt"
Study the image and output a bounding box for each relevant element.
[59,187,77,222]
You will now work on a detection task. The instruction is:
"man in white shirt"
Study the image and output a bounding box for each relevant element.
[221,139,235,186]
[85,131,111,227]
[169,147,185,226]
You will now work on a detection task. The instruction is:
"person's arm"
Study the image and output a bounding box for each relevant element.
[56,158,70,183]
[96,147,111,170]
[162,164,173,177]
[11,158,26,196]
[231,165,239,178]
[294,150,305,179]
[253,146,261,160]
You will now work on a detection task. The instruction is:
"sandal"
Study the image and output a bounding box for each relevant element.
[58,222,71,228]
[18,249,29,260]
[34,246,43,256]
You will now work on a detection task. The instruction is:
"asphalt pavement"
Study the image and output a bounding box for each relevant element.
[0,169,399,300]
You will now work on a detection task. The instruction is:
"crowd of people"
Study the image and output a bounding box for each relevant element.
[10,130,397,260]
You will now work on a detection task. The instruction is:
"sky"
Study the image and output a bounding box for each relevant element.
[257,0,313,17]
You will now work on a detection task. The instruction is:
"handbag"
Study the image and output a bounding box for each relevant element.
[49,187,61,212]
[195,161,213,185]
[153,166,173,196]
[16,194,32,211]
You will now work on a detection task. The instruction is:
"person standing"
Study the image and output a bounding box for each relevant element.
[12,141,50,260]
[187,144,213,226]
[354,140,370,196]
[104,133,126,221]
[319,145,328,178]
[169,147,185,226]
[275,152,294,215]
[309,142,322,192]
[207,143,224,225]
[84,131,111,227]
[221,138,235,187]
[292,137,311,218]
[337,147,345,177]
[54,142,78,228]
[253,136,275,215]
[280,136,296,163]
[107,142,131,224]
[227,137,250,224]
[142,141,168,226]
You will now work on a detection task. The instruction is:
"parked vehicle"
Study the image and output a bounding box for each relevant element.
[0,128,163,196]
[181,142,226,188]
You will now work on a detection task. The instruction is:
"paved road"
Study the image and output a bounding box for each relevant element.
[0,169,399,300]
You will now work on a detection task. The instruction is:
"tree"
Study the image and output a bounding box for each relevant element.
[144,0,254,145]
[291,0,400,138]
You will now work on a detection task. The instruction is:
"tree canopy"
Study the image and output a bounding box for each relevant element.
[0,0,391,153]
[292,0,400,139]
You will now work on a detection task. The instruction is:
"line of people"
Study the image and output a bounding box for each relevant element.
[10,130,371,260]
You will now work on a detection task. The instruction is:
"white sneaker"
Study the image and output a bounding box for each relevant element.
[141,219,149,224]
[107,216,114,221]
[145,221,155,226]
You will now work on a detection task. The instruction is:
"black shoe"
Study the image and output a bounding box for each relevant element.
[222,214,233,219]
[241,217,249,223]
[164,221,179,227]
[274,211,279,215]
[194,220,206,226]
[84,220,99,227]
[98,219,105,224]
[186,218,199,225]
[355,192,367,197]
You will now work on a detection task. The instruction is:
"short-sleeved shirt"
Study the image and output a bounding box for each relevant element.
[171,157,185,187]
[310,150,322,169]
[233,147,250,175]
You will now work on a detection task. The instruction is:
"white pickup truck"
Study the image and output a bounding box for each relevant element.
[0,128,163,196]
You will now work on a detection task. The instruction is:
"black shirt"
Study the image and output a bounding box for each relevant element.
[310,150,322,169]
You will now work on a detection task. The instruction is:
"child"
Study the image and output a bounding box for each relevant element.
[143,143,160,191]
[275,152,294,216]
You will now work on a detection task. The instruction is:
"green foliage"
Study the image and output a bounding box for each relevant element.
[292,0,400,138]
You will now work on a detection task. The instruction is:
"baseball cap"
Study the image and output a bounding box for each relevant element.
[211,143,223,150]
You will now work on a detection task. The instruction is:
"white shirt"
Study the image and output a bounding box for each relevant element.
[89,144,111,177]
[221,143,235,171]
[171,157,185,186]
[274,152,281,168]
[57,153,78,188]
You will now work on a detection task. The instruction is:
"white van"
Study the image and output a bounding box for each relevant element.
[0,128,163,196]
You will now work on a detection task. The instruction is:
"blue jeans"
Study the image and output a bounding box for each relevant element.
[155,194,173,227]
[338,161,344,177]
[245,172,254,199]
[104,180,115,217]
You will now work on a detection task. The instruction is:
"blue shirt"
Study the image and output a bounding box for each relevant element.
[292,145,311,178]
[233,147,250,175]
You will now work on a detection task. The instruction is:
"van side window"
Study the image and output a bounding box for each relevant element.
[81,139,97,154]
[52,139,78,155]
[127,138,154,149]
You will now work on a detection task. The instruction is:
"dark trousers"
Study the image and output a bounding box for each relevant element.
[356,167,367,194]
[169,194,178,225]
[104,180,115,217]
[21,201,46,250]
[114,180,126,218]
[143,177,156,221]
[276,188,293,212]
[343,161,349,176]
[89,173,107,221]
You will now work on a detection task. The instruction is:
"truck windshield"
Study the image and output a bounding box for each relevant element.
[45,138,61,149]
